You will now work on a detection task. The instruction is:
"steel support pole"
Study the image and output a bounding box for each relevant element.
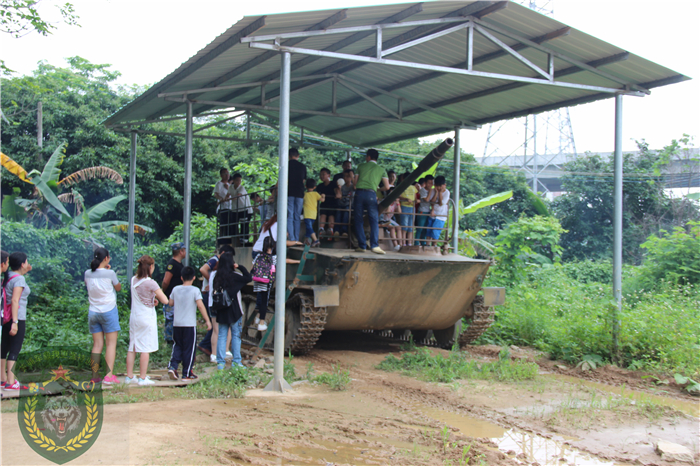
[532,115,538,192]
[183,101,194,266]
[265,51,292,393]
[612,94,623,362]
[452,128,460,252]
[127,131,137,286]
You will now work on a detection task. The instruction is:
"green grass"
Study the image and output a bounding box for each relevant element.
[377,347,538,383]
[481,265,700,378]
[312,364,352,390]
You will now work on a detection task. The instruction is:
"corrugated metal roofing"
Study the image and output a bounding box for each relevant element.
[104,0,689,147]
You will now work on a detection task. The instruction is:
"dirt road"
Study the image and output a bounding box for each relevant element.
[2,332,698,465]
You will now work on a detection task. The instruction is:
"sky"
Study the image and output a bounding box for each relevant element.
[2,0,698,156]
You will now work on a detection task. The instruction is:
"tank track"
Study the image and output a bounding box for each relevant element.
[287,293,328,355]
[458,296,495,346]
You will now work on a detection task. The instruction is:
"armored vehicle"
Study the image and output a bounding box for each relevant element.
[219,139,503,354]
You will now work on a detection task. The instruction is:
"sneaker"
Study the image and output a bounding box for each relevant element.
[217,364,225,370]
[0,381,5,388]
[124,376,139,385]
[355,248,366,253]
[210,354,217,363]
[341,232,348,237]
[334,230,340,237]
[394,245,401,251]
[225,351,233,358]
[197,345,212,356]
[168,369,179,380]
[102,375,119,385]
[311,241,320,247]
[182,372,199,381]
[319,227,326,236]
[4,381,27,390]
[371,247,386,255]
[257,322,268,332]
[138,376,155,386]
[254,316,260,326]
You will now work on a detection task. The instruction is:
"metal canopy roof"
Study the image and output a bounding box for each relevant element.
[104,1,689,148]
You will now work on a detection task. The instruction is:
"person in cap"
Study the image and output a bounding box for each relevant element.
[353,149,390,255]
[161,242,186,344]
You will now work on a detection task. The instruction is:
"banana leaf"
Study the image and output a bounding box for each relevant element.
[85,195,127,223]
[0,152,30,183]
[32,178,72,218]
[525,188,550,216]
[39,142,67,184]
[1,188,27,221]
[461,191,513,215]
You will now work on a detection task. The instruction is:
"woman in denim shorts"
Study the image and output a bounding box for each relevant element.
[84,248,122,384]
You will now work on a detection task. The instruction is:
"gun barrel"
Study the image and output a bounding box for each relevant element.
[377,138,453,214]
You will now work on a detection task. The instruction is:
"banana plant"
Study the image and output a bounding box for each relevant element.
[1,143,150,234]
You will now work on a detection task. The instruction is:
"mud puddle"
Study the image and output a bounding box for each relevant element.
[407,399,627,466]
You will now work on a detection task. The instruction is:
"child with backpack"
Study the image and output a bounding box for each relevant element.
[251,236,276,332]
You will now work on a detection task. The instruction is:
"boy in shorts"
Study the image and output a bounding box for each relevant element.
[168,266,212,381]
[303,179,324,246]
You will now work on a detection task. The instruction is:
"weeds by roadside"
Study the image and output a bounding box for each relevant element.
[378,347,538,383]
[307,363,352,391]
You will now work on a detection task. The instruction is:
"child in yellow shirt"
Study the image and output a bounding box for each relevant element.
[303,179,325,246]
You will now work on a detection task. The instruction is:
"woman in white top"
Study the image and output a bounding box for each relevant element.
[253,215,302,258]
[84,247,121,384]
[125,255,168,385]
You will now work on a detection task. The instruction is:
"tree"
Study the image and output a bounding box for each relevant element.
[0,0,79,73]
[551,141,700,263]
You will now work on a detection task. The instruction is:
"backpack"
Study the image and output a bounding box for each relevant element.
[2,274,20,325]
[251,253,275,284]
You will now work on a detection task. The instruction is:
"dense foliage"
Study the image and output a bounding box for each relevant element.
[551,140,700,263]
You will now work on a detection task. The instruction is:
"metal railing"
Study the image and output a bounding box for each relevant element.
[215,187,455,251]
[216,187,276,246]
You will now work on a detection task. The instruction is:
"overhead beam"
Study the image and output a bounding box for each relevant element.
[292,25,571,125]
[255,2,503,113]
[104,16,266,126]
[150,9,348,120]
[325,52,631,136]
[202,4,425,113]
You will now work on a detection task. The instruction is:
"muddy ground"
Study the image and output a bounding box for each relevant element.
[2,331,698,466]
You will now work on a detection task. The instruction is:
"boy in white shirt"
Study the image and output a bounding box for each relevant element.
[425,176,450,245]
[167,266,211,381]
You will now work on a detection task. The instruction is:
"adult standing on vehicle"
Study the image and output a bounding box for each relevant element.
[1,252,31,391]
[212,252,252,369]
[161,242,186,344]
[213,168,232,237]
[125,255,168,386]
[287,148,307,242]
[85,248,121,385]
[353,149,391,254]
[227,173,254,245]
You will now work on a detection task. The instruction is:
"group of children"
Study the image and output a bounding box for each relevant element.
[379,174,450,250]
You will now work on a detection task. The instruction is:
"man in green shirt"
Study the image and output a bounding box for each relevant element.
[353,149,391,254]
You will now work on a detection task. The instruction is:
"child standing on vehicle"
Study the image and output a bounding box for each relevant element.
[168,266,211,381]
[251,236,276,332]
[303,179,324,246]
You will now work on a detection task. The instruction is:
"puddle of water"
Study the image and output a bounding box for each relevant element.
[406,399,627,466]
[545,374,700,417]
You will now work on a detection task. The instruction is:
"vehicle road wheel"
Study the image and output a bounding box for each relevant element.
[411,330,429,344]
[432,320,463,349]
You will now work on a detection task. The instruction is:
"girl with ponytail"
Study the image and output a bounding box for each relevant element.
[84,247,121,385]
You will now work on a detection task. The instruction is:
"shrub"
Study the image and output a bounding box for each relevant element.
[639,221,700,287]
